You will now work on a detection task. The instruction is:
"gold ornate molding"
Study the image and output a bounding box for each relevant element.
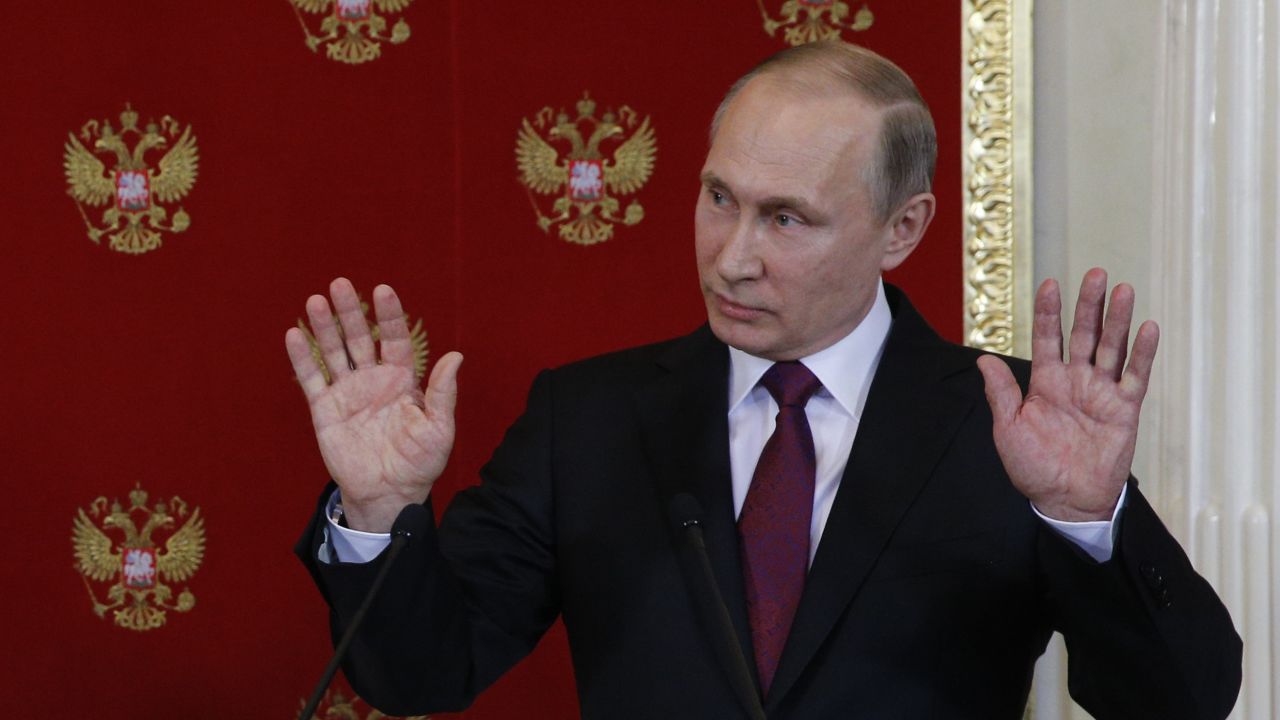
[963,0,1033,357]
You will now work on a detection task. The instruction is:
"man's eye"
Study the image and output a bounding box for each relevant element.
[709,190,727,205]
[776,213,796,227]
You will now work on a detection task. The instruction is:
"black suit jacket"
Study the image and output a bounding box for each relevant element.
[297,287,1241,719]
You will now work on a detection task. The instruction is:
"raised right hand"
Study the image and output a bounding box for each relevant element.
[285,278,463,533]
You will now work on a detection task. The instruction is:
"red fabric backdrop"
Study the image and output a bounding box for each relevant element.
[0,2,959,717]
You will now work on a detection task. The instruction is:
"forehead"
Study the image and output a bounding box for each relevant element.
[704,77,882,198]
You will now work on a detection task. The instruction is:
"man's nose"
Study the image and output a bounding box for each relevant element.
[716,215,764,282]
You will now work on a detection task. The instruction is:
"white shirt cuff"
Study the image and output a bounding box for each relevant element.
[322,490,393,564]
[1031,483,1128,563]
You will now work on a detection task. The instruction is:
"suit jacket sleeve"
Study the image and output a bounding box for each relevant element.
[1035,481,1242,719]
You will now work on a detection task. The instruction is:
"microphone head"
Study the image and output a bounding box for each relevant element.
[668,492,704,532]
[390,502,429,541]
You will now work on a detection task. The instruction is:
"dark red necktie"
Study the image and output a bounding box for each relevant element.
[738,361,822,698]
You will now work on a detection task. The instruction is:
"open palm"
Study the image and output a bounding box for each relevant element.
[977,270,1159,522]
[285,278,462,532]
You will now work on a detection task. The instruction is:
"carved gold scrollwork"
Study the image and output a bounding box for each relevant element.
[963,0,1032,357]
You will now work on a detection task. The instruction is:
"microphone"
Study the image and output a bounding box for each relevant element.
[669,493,767,720]
[299,503,429,720]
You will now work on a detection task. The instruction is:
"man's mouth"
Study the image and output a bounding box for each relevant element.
[712,293,766,321]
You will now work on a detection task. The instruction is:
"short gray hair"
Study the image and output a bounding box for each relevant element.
[711,41,936,222]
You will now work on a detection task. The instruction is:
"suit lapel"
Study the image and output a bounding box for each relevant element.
[633,326,759,690]
[765,290,978,710]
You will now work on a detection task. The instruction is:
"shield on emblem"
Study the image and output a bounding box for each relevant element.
[334,0,371,20]
[568,159,604,201]
[115,170,151,211]
[122,547,157,588]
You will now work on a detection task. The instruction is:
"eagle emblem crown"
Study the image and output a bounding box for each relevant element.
[63,103,199,255]
[516,92,657,246]
[71,483,206,631]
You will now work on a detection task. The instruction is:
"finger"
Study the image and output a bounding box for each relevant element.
[1031,279,1065,368]
[372,284,414,371]
[305,293,351,380]
[1095,283,1135,381]
[424,351,464,422]
[1120,320,1160,399]
[977,354,1022,428]
[1068,268,1108,365]
[330,277,376,369]
[285,327,328,400]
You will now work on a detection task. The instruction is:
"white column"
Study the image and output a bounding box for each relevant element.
[1150,0,1276,718]
[1030,2,1164,717]
[1030,0,1276,716]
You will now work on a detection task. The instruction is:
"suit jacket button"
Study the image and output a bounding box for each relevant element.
[1140,563,1164,589]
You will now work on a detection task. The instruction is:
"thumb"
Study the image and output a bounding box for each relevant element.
[976,354,1021,428]
[424,351,464,420]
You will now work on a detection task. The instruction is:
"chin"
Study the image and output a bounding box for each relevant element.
[707,316,776,359]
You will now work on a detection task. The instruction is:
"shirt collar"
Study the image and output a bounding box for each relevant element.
[727,280,892,419]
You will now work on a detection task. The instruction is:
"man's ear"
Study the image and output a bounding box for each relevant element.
[880,192,936,272]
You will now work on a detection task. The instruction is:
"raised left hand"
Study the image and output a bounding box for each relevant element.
[976,268,1159,521]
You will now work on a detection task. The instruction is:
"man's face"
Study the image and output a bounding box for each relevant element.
[695,76,904,361]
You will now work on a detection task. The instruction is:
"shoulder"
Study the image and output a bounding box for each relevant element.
[536,324,723,393]
[882,284,1030,392]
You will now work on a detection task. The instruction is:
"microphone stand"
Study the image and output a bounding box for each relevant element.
[670,493,767,720]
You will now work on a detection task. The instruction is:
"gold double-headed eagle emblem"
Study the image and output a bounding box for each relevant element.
[290,0,412,64]
[71,484,206,632]
[516,92,657,246]
[757,0,874,45]
[64,103,199,255]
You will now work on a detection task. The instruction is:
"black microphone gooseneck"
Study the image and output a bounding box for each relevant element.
[299,502,429,720]
[669,493,767,720]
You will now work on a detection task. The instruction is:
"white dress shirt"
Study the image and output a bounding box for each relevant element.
[325,280,1122,564]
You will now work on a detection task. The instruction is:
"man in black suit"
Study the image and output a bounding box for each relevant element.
[289,42,1241,718]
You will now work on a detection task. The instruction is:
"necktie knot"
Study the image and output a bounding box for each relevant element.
[759,361,822,409]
